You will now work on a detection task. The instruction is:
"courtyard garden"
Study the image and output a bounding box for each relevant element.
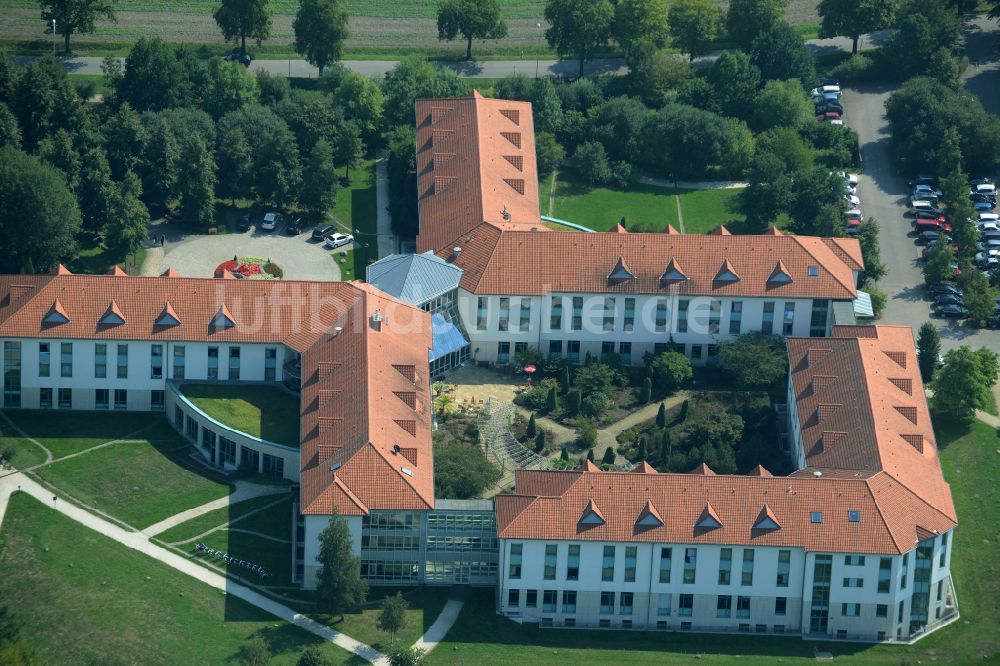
[431,391,503,499]
[213,256,284,280]
[180,384,301,447]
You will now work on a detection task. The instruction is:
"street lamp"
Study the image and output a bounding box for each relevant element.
[535,23,543,79]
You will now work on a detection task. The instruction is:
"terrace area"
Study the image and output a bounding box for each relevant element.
[178,384,301,449]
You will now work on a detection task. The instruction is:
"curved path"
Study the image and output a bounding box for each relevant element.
[0,470,382,664]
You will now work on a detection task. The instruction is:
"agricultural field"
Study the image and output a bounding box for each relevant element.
[0,0,820,55]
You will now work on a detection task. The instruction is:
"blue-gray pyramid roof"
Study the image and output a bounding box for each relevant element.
[366,252,463,306]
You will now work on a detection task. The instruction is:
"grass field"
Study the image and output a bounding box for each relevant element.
[315,587,452,652]
[34,437,231,528]
[550,170,745,235]
[181,383,301,446]
[0,493,355,665]
[156,493,292,545]
[0,414,47,468]
[427,419,1000,665]
[3,409,171,458]
[330,158,378,281]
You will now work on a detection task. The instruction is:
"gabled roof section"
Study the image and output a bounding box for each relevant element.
[691,462,715,476]
[659,258,688,287]
[631,461,657,474]
[42,298,70,325]
[607,256,636,285]
[748,464,772,477]
[713,259,740,285]
[155,302,181,328]
[210,304,236,331]
[767,260,793,286]
[662,224,680,235]
[635,500,664,529]
[695,502,722,529]
[98,300,125,326]
[579,498,606,526]
[109,265,127,276]
[709,225,731,236]
[753,504,781,531]
[161,267,180,277]
[612,223,628,234]
[763,226,784,236]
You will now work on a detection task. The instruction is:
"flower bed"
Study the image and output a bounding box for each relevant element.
[213,257,282,280]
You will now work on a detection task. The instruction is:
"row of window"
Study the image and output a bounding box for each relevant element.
[36,387,163,411]
[477,298,829,337]
[175,407,285,476]
[32,342,278,381]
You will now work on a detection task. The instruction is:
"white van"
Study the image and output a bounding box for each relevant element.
[910,199,941,214]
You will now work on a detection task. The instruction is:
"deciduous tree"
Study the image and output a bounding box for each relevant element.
[177,136,217,228]
[40,0,117,54]
[140,117,179,204]
[436,0,508,60]
[544,0,615,78]
[750,22,816,85]
[215,126,252,204]
[204,58,260,119]
[649,351,692,392]
[316,509,368,619]
[725,0,787,50]
[707,52,761,121]
[613,0,670,53]
[916,322,941,382]
[818,0,897,54]
[922,242,954,287]
[535,131,564,177]
[933,345,999,422]
[293,0,349,74]
[0,103,20,149]
[377,592,408,644]
[959,269,999,328]
[752,78,812,130]
[857,218,886,286]
[717,333,788,390]
[214,0,272,55]
[668,0,720,61]
[299,139,338,217]
[104,170,149,260]
[331,73,384,143]
[434,441,501,498]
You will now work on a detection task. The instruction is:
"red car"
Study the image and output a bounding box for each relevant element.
[914,219,951,234]
[816,111,841,121]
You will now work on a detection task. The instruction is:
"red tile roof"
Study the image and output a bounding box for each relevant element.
[438,224,861,299]
[0,272,434,517]
[496,326,955,553]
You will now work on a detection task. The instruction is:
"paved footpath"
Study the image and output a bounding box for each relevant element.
[0,470,384,664]
[143,481,290,537]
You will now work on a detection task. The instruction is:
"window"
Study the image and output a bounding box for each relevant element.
[619,342,632,365]
[901,553,908,590]
[562,590,577,614]
[620,592,633,615]
[94,343,107,378]
[717,595,732,618]
[262,453,284,477]
[679,595,693,617]
[842,603,861,617]
[571,297,583,331]
[655,300,668,332]
[937,579,943,602]
[898,601,905,623]
[544,544,557,580]
[741,549,755,586]
[497,341,510,364]
[782,302,796,335]
[624,546,637,582]
[509,544,522,578]
[508,589,520,607]
[761,302,775,334]
[689,344,702,361]
[657,593,671,617]
[207,347,218,379]
[60,342,72,377]
[729,301,743,335]
[38,342,50,377]
[566,341,580,363]
[739,624,750,632]
[542,590,557,613]
[519,300,531,332]
[240,446,259,471]
[550,297,563,330]
[865,561,886,599]
[756,624,767,633]
[843,578,864,588]
[876,604,888,618]
[566,544,580,581]
[264,347,277,381]
[114,389,127,410]
[659,547,672,583]
[601,341,614,362]
[173,345,185,379]
[602,545,616,581]
[775,597,786,616]
[708,300,721,334]
[58,387,72,409]
[623,298,635,331]
[810,299,829,337]
[774,625,785,634]
[602,297,615,331]
[718,548,732,585]
[228,347,240,380]
[656,621,667,630]
[151,390,164,410]
[599,619,610,628]
[600,591,615,614]
[3,341,20,407]
[736,595,750,619]
[514,342,527,361]
[151,344,163,379]
[498,298,510,331]
[845,555,866,566]
[776,550,790,587]
[683,548,697,584]
[526,590,537,608]
[39,387,52,408]
[548,340,563,359]
[811,511,823,524]
[677,299,689,333]
[940,533,948,567]
[117,344,128,378]
[477,297,488,331]
[95,389,109,409]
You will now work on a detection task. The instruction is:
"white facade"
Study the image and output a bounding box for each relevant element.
[458,291,835,366]
[497,534,955,641]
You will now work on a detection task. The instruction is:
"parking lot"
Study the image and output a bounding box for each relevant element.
[842,84,999,354]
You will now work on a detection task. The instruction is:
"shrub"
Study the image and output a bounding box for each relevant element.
[565,390,582,415]
[827,54,874,83]
[514,385,549,410]
[559,366,571,394]
[868,286,888,318]
[576,418,598,449]
[581,392,610,418]
[637,377,652,404]
[264,262,283,278]
[534,431,545,452]
[656,402,666,428]
[463,422,479,443]
[526,413,537,439]
[649,351,693,392]
[601,446,616,466]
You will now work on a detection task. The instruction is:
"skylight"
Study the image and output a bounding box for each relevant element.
[808,266,819,277]
[401,466,414,477]
[848,510,860,523]
[811,511,823,524]
[329,462,342,472]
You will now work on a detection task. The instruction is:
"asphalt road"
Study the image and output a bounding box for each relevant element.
[842,15,999,354]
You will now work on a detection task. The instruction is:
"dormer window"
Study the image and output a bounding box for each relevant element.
[607,256,635,286]
[660,258,688,287]
[808,266,819,277]
[714,259,740,284]
[695,502,722,529]
[42,299,70,325]
[753,505,781,531]
[155,302,181,328]
[767,260,793,285]
[99,300,125,326]
[811,511,823,524]
[848,510,860,523]
[635,500,663,529]
[579,499,606,526]
[211,304,236,331]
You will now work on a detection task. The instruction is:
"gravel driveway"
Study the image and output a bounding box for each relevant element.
[157,229,342,282]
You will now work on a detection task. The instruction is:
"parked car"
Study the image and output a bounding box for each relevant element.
[969,177,994,187]
[909,175,937,188]
[312,225,334,241]
[910,199,943,214]
[913,184,944,198]
[978,257,999,271]
[844,193,860,206]
[285,217,303,235]
[816,102,844,115]
[974,200,996,212]
[811,85,841,96]
[977,222,1000,235]
[986,313,1000,329]
[324,232,354,249]
[914,219,951,234]
[934,294,965,307]
[917,230,950,245]
[930,284,963,298]
[934,303,969,318]
[223,52,252,67]
[978,212,999,224]
[844,208,863,221]
[817,111,841,121]
[972,183,997,196]
[914,210,947,223]
[260,212,280,231]
[978,238,1000,251]
[236,213,251,232]
[838,171,860,186]
[828,119,844,125]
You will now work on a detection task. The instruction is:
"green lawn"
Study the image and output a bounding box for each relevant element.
[316,587,452,652]
[0,493,355,665]
[3,409,168,458]
[194,527,297,588]
[155,493,292,545]
[428,419,1000,665]
[181,384,300,447]
[0,414,48,468]
[34,438,231,529]
[330,159,378,282]
[549,170,745,235]
[67,234,146,276]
